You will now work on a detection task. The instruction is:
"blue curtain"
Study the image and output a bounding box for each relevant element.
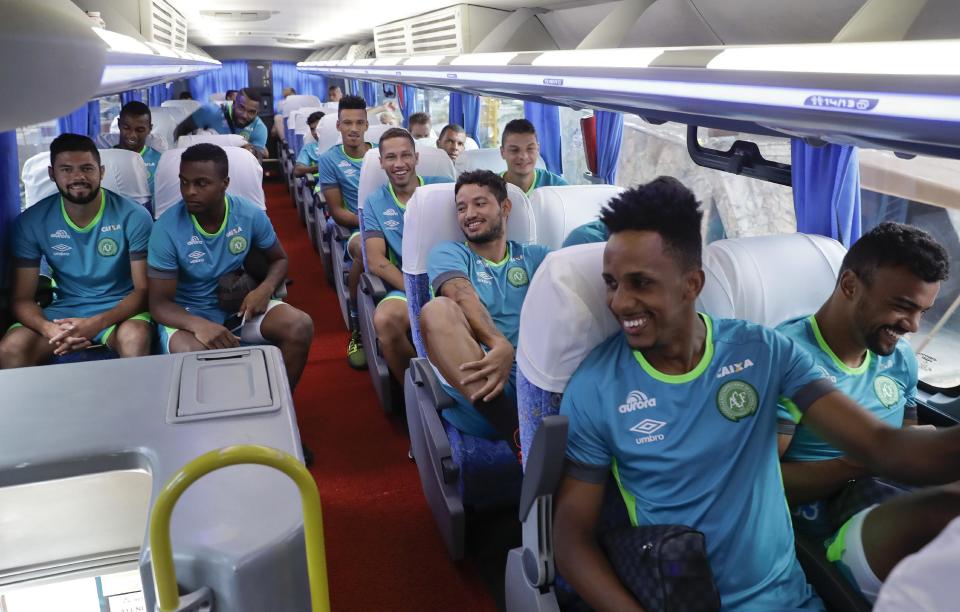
[400,84,420,126]
[188,60,248,104]
[0,131,19,288]
[791,140,861,247]
[120,90,142,105]
[148,83,171,107]
[595,111,623,185]
[461,94,480,142]
[272,62,328,112]
[58,100,100,138]
[523,101,562,175]
[362,81,378,107]
[87,100,100,139]
[449,93,465,129]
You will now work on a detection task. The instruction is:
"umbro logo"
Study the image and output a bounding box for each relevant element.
[384,220,400,229]
[187,235,202,246]
[51,243,72,255]
[49,230,70,239]
[476,271,493,284]
[188,250,205,264]
[630,418,667,445]
[716,359,754,379]
[383,209,398,217]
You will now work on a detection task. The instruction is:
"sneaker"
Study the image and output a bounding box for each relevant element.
[347,331,367,370]
[302,443,315,467]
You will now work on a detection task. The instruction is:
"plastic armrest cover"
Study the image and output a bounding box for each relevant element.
[360,273,388,301]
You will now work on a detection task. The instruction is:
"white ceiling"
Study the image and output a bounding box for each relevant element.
[171,0,590,49]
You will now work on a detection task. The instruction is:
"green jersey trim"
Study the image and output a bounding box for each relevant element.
[612,459,639,527]
[809,314,871,375]
[60,190,105,233]
[191,196,230,238]
[340,144,371,163]
[500,168,540,197]
[463,241,512,268]
[633,313,715,384]
[388,175,424,211]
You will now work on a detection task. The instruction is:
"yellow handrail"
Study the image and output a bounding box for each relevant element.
[149,445,330,612]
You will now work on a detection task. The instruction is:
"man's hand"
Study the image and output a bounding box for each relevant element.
[460,338,515,402]
[239,286,272,322]
[193,319,241,350]
[49,317,101,354]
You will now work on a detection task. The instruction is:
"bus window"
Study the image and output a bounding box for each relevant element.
[15,119,58,208]
[559,106,591,185]
[859,151,960,390]
[424,89,449,130]
[617,118,795,243]
[99,94,121,135]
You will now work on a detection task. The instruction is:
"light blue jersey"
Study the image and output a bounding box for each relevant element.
[362,175,453,268]
[315,144,374,213]
[562,316,833,611]
[147,195,277,320]
[562,218,608,248]
[428,240,550,436]
[502,168,568,197]
[295,141,320,168]
[12,189,153,319]
[117,145,162,200]
[190,102,268,150]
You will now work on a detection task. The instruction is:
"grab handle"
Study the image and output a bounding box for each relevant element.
[149,445,330,612]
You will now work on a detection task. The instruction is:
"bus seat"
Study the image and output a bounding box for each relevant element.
[356,147,457,414]
[465,137,480,151]
[279,94,322,116]
[289,107,325,223]
[161,99,201,114]
[147,107,183,148]
[415,137,437,150]
[22,149,152,213]
[454,147,544,175]
[174,133,247,149]
[154,146,264,220]
[209,91,227,102]
[97,132,169,153]
[529,185,624,250]
[401,182,536,560]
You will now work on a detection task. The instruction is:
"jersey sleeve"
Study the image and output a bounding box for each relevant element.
[773,328,836,422]
[902,347,919,420]
[361,198,382,237]
[248,120,268,149]
[126,205,154,260]
[190,104,222,130]
[147,218,179,278]
[11,212,41,266]
[295,145,314,166]
[251,207,279,250]
[316,151,339,189]
[550,171,569,186]
[562,220,607,248]
[560,376,612,473]
[428,242,470,295]
[525,244,552,277]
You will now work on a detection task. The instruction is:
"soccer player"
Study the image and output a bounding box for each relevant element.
[173,87,268,159]
[553,177,960,611]
[420,170,550,453]
[436,124,467,162]
[362,128,452,382]
[293,111,325,178]
[778,222,957,602]
[407,112,432,140]
[500,119,567,196]
[115,101,162,205]
[562,217,608,248]
[0,134,153,367]
[147,144,313,389]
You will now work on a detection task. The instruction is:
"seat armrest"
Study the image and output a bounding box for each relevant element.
[360,273,388,301]
[411,358,455,409]
[518,415,569,520]
[332,224,353,242]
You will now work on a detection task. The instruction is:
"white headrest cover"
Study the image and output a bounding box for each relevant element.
[291,107,324,135]
[316,115,341,153]
[161,99,201,114]
[21,149,151,208]
[280,95,322,114]
[531,185,623,250]
[153,146,265,219]
[415,138,437,150]
[518,243,618,393]
[175,134,247,149]
[96,132,168,152]
[454,147,544,174]
[357,146,456,211]
[210,92,227,102]
[697,233,845,326]
[401,182,536,275]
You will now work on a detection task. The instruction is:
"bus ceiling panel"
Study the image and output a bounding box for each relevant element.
[0,1,106,132]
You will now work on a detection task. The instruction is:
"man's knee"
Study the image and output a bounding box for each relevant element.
[0,332,38,368]
[348,236,362,259]
[113,321,152,357]
[269,306,314,347]
[373,301,409,341]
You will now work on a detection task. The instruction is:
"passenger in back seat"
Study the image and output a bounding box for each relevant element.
[436,124,467,162]
[553,178,960,611]
[407,112,432,140]
[562,217,608,248]
[146,143,314,389]
[114,101,162,208]
[293,111,325,178]
[0,134,153,367]
[777,222,957,603]
[362,128,453,383]
[420,170,550,455]
[173,88,268,160]
[500,119,567,197]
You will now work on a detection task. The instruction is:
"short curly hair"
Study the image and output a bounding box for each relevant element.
[842,222,949,284]
[600,176,704,270]
[455,169,507,204]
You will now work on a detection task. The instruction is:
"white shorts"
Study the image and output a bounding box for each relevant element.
[159,300,284,353]
[827,504,883,602]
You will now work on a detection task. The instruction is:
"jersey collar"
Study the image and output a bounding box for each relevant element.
[388,175,424,210]
[191,195,230,238]
[808,314,871,375]
[632,313,715,384]
[341,143,372,163]
[60,189,105,233]
[501,168,539,197]
[466,240,512,267]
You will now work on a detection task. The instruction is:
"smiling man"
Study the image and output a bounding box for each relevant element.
[114,101,162,204]
[777,222,957,603]
[0,134,153,367]
[419,170,550,455]
[500,119,567,196]
[173,88,268,159]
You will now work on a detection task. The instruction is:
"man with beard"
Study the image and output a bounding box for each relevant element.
[777,222,957,603]
[173,87,268,160]
[419,170,550,455]
[362,128,452,383]
[115,101,162,204]
[0,134,153,367]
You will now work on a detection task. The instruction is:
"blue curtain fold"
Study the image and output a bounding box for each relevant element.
[120,90,141,105]
[58,100,101,138]
[0,131,19,288]
[449,93,465,129]
[148,83,171,107]
[86,100,100,138]
[272,62,328,112]
[791,140,862,247]
[362,81,378,106]
[523,101,562,175]
[595,111,623,185]
[461,94,480,143]
[188,61,248,104]
[400,84,420,126]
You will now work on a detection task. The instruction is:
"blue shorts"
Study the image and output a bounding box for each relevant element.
[381,289,406,302]
[439,363,517,439]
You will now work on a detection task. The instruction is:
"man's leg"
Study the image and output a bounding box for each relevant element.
[165,326,207,353]
[420,296,519,451]
[104,315,152,358]
[373,296,416,383]
[345,233,366,369]
[249,302,314,390]
[0,326,56,368]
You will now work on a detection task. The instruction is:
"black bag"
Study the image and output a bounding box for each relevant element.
[599,525,721,612]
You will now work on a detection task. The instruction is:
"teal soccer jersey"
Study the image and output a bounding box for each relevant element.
[502,168,568,197]
[562,218,608,248]
[12,189,153,319]
[140,145,162,197]
[147,195,277,318]
[362,175,453,268]
[562,316,834,611]
[190,102,268,149]
[295,142,320,168]
[316,144,374,214]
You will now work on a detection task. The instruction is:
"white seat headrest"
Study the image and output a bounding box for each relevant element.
[531,185,623,250]
[153,146,264,219]
[161,99,201,114]
[697,233,845,326]
[454,147,544,175]
[209,92,227,102]
[280,95,322,115]
[315,115,341,154]
[291,107,325,135]
[415,137,437,150]
[401,182,536,275]
[175,134,247,149]
[21,149,151,209]
[357,146,456,211]
[96,132,168,152]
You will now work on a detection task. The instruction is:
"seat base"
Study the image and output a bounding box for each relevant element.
[331,231,351,330]
[505,548,560,612]
[358,289,401,415]
[795,534,871,612]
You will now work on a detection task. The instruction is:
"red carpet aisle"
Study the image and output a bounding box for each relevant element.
[264,181,497,611]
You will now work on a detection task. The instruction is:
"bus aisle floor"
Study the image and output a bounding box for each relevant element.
[264,180,498,611]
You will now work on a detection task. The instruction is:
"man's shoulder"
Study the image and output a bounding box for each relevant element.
[153,201,187,231]
[513,241,550,262]
[430,239,467,258]
[19,193,58,223]
[228,195,265,218]
[422,175,454,185]
[104,189,153,224]
[712,316,783,352]
[569,333,629,385]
